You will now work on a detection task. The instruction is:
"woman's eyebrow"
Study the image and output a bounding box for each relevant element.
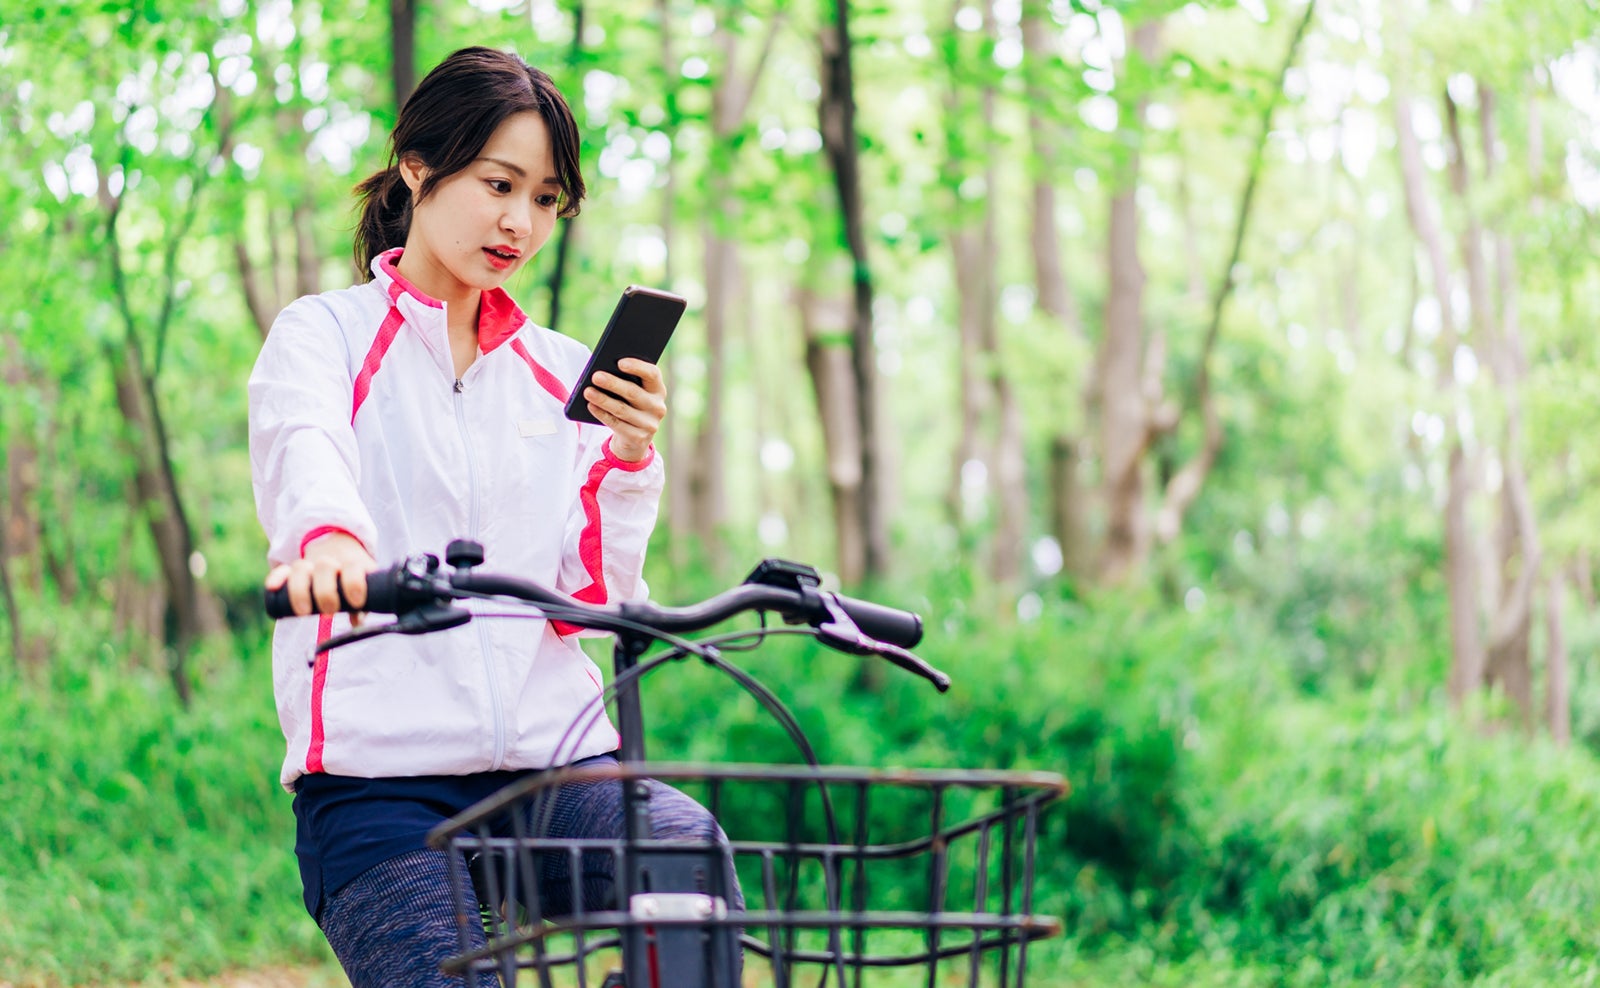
[477,156,561,185]
[478,156,526,177]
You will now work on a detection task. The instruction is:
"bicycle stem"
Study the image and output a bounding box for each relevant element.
[613,629,654,847]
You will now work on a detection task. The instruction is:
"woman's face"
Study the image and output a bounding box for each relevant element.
[398,110,562,304]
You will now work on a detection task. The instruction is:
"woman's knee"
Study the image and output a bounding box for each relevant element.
[644,781,724,843]
[320,848,483,988]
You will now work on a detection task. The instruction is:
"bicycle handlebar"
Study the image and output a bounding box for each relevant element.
[265,563,920,646]
[262,544,940,688]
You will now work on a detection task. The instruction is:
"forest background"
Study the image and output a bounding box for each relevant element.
[4,0,1600,984]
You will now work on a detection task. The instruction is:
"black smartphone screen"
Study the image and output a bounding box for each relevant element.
[563,285,687,425]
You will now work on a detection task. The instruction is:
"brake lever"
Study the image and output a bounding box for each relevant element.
[815,593,951,692]
[306,604,472,665]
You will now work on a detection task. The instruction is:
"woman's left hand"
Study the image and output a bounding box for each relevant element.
[585,357,667,462]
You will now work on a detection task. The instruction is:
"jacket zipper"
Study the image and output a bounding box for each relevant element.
[454,376,508,769]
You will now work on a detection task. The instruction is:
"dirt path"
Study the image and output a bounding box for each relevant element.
[2,967,344,988]
[154,970,341,988]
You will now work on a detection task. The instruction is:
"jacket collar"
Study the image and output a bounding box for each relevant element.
[370,248,529,354]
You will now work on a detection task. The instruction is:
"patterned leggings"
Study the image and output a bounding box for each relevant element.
[318,773,739,987]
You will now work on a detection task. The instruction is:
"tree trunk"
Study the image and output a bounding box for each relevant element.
[112,525,166,647]
[1546,570,1570,745]
[107,332,226,703]
[1485,482,1535,729]
[656,0,691,569]
[546,3,585,333]
[1394,87,1483,705]
[991,376,1027,586]
[1444,91,1493,347]
[683,11,780,568]
[390,0,416,112]
[1463,80,1540,728]
[237,130,318,333]
[967,0,1027,587]
[2,340,40,597]
[293,195,320,297]
[1048,437,1092,579]
[270,204,292,303]
[40,412,79,604]
[215,78,276,336]
[1176,151,1208,307]
[800,290,866,586]
[235,238,276,338]
[0,538,21,671]
[1021,4,1090,580]
[820,0,890,581]
[101,166,228,704]
[947,225,990,531]
[1021,3,1079,334]
[1575,551,1595,611]
[693,220,734,559]
[1098,152,1151,581]
[692,19,738,563]
[546,214,576,333]
[1093,20,1165,584]
[0,336,39,667]
[278,105,321,299]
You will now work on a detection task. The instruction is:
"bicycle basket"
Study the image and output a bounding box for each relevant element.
[427,762,1066,987]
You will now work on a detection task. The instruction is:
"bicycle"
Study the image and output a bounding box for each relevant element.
[267,539,1065,987]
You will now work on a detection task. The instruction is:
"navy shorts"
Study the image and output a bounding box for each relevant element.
[292,754,617,919]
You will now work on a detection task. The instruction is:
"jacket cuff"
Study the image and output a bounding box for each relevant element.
[602,437,656,472]
[300,525,366,557]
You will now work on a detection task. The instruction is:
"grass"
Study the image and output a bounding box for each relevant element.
[0,624,337,986]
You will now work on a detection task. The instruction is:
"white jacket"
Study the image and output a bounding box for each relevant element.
[249,249,662,791]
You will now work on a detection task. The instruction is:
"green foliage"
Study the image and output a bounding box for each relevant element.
[10,556,1600,984]
[637,561,1600,985]
[0,617,335,985]
[1178,701,1600,984]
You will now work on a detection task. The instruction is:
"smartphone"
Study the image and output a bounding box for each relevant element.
[563,285,687,425]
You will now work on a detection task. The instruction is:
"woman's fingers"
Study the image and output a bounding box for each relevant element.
[617,357,666,395]
[341,566,368,610]
[589,359,668,456]
[264,532,378,618]
[593,361,667,408]
[311,558,344,615]
[285,561,315,617]
[584,386,661,430]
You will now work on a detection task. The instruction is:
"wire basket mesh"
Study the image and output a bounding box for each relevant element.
[428,762,1066,987]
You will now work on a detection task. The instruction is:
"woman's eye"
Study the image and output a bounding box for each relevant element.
[488,179,512,194]
[536,193,560,209]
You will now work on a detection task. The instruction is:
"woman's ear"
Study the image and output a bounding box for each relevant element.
[397,154,427,196]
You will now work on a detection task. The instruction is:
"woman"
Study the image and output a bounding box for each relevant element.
[249,46,727,986]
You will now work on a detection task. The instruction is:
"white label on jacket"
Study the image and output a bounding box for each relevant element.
[517,418,557,437]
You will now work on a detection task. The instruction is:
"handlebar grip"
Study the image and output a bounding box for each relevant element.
[836,596,922,649]
[264,570,398,619]
[362,566,403,615]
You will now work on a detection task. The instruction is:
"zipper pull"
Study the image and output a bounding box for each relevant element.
[453,379,464,394]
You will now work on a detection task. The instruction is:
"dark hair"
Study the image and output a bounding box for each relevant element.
[353,46,586,276]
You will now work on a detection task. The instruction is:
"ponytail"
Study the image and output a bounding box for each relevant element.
[353,165,412,278]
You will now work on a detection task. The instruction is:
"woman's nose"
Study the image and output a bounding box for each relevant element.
[501,202,531,239]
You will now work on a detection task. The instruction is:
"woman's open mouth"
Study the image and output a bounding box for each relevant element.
[484,246,520,270]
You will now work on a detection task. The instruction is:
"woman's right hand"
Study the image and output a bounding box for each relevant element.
[265,531,378,617]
